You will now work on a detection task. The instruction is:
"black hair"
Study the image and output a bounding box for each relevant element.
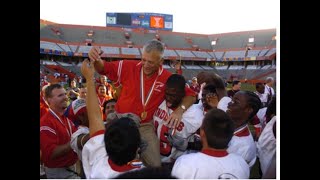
[104,117,141,166]
[243,91,262,120]
[266,95,276,123]
[255,82,264,88]
[201,109,234,149]
[166,74,186,92]
[102,99,117,113]
[203,83,217,94]
[232,80,240,87]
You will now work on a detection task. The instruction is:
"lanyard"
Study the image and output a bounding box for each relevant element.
[140,68,160,111]
[98,96,106,106]
[42,97,49,107]
[49,108,72,137]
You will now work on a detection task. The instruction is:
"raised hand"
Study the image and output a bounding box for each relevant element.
[166,107,183,134]
[81,59,95,80]
[88,46,103,62]
[88,47,104,73]
[206,92,219,108]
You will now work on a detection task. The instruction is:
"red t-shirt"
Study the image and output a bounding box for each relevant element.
[40,110,78,168]
[100,60,195,123]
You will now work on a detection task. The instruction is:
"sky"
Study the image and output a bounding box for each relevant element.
[40,0,279,34]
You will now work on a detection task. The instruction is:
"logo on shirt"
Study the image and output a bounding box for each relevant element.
[154,82,164,92]
[154,108,168,121]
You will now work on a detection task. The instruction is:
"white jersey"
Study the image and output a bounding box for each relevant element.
[257,116,276,175]
[171,149,249,179]
[217,96,232,112]
[228,125,257,167]
[255,91,268,104]
[81,132,143,179]
[70,126,89,161]
[256,107,267,129]
[265,85,275,97]
[153,100,204,162]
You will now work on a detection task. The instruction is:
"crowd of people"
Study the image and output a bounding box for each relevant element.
[40,39,276,179]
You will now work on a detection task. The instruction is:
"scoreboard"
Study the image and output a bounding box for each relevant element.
[106,13,173,31]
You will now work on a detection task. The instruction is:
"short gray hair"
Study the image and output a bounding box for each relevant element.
[266,77,274,83]
[142,39,164,58]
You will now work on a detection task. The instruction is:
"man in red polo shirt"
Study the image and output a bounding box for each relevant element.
[88,40,196,167]
[40,84,79,178]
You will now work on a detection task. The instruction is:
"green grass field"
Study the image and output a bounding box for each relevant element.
[226,83,256,92]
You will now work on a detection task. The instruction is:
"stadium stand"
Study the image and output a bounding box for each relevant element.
[40,19,276,84]
[100,47,120,55]
[192,51,212,58]
[163,49,178,57]
[175,50,196,58]
[121,47,141,55]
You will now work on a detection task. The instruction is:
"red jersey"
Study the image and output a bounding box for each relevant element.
[100,60,195,123]
[176,69,182,75]
[40,109,78,168]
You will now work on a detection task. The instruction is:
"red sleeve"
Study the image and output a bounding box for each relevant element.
[40,105,49,119]
[185,86,196,97]
[40,130,58,164]
[100,61,121,82]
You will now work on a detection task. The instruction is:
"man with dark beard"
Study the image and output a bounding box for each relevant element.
[102,99,117,124]
[40,84,79,178]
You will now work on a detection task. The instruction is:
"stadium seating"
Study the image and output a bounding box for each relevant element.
[40,41,63,51]
[190,36,212,50]
[224,51,246,59]
[160,34,191,49]
[192,51,212,58]
[213,52,225,60]
[57,43,72,52]
[121,47,141,55]
[246,50,261,57]
[163,49,178,57]
[78,46,92,53]
[265,48,276,56]
[40,20,276,84]
[175,50,195,58]
[100,47,120,54]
